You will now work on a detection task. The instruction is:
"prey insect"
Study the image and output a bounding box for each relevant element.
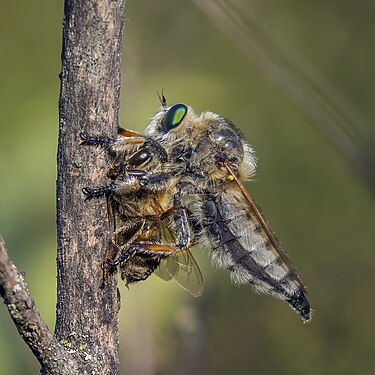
[81,126,203,297]
[142,100,312,321]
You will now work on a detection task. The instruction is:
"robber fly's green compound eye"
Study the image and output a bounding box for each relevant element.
[161,103,188,132]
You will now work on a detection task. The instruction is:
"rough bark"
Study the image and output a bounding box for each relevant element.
[55,0,126,374]
[1,1,126,373]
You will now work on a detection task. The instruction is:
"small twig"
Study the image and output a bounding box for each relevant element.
[0,235,80,374]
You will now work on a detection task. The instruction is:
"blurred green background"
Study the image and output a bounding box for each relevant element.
[1,0,375,374]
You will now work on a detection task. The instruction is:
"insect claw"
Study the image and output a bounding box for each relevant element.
[139,177,149,187]
[82,187,94,199]
[80,131,115,148]
[79,131,90,145]
[105,258,117,267]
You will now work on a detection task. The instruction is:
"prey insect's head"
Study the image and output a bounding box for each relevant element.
[144,103,198,143]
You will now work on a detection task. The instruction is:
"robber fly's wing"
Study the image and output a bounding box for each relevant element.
[225,164,307,293]
[168,250,204,297]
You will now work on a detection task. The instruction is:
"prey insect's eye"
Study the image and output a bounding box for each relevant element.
[126,149,151,167]
[161,103,188,132]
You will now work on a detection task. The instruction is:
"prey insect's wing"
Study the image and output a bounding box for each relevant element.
[154,220,176,281]
[166,250,204,297]
[154,259,173,281]
[155,224,204,297]
[154,252,204,296]
[225,164,307,293]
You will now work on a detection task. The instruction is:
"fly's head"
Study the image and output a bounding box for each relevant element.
[143,103,201,178]
[144,103,198,144]
[144,103,257,192]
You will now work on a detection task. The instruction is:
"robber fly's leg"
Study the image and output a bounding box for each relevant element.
[80,130,155,159]
[83,172,172,202]
[80,131,116,150]
[107,140,168,180]
[142,138,168,163]
[172,193,191,249]
[83,172,148,200]
[82,183,118,200]
[117,129,168,162]
[158,189,194,249]
[113,129,167,163]
[138,171,174,193]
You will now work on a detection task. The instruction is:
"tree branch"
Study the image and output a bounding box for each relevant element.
[0,236,80,374]
[54,0,126,373]
[1,0,126,373]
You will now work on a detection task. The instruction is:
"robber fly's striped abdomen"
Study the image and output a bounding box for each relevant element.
[201,191,311,321]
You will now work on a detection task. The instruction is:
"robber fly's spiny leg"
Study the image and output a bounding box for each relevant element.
[82,183,118,200]
[80,131,116,149]
[83,173,148,200]
[139,172,174,193]
[172,193,191,249]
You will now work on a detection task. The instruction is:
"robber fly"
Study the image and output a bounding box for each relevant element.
[82,97,311,321]
[81,126,203,297]
[140,99,312,321]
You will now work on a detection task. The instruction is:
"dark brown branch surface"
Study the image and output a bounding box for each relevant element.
[0,236,80,373]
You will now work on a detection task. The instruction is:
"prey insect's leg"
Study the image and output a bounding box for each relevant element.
[105,219,145,267]
[102,219,145,285]
[128,243,193,258]
[117,128,144,137]
[105,216,188,267]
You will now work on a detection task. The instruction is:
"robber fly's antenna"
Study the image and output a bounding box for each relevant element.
[157,89,167,108]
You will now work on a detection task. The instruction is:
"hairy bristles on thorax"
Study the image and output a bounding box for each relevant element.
[239,143,257,180]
